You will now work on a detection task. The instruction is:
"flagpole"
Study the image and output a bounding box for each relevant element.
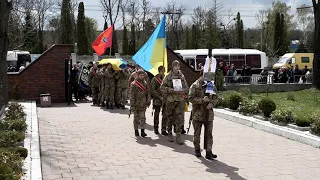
[109,24,113,57]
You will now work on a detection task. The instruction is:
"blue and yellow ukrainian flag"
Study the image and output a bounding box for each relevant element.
[132,16,168,75]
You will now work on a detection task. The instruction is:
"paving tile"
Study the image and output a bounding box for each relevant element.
[38,102,320,180]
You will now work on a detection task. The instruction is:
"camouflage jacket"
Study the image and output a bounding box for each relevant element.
[160,70,189,102]
[150,74,163,106]
[128,70,150,88]
[89,67,99,88]
[130,79,151,110]
[188,78,217,122]
[104,69,117,87]
[115,70,130,89]
[97,68,105,89]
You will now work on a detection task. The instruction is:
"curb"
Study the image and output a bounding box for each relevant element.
[22,101,42,180]
[214,108,320,148]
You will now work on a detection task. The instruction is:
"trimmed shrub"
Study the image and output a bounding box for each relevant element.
[226,92,243,110]
[0,149,23,177]
[2,147,28,159]
[239,100,259,115]
[258,98,276,117]
[215,70,224,91]
[311,114,320,135]
[0,131,25,148]
[4,102,25,120]
[271,109,294,124]
[293,113,311,127]
[214,96,227,108]
[2,118,27,132]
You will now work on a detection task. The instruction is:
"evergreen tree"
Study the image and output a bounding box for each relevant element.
[122,26,129,55]
[191,24,198,49]
[76,2,89,55]
[184,27,190,49]
[129,24,136,55]
[60,0,74,44]
[274,12,281,56]
[240,20,244,48]
[279,13,287,55]
[23,11,37,52]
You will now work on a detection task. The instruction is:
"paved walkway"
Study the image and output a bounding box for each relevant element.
[38,102,320,180]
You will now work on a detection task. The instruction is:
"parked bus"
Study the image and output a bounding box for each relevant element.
[174,49,267,73]
[7,50,31,72]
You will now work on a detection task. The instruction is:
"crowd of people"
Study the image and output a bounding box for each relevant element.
[86,60,217,160]
[273,64,311,84]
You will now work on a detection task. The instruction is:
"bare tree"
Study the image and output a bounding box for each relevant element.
[127,0,139,25]
[192,6,206,32]
[297,4,314,43]
[100,0,123,53]
[163,1,186,49]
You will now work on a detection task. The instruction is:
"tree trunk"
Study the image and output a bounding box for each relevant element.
[0,0,12,109]
[314,3,320,89]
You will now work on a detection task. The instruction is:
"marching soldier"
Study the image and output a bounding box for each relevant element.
[90,62,100,105]
[189,45,218,160]
[150,66,167,135]
[104,63,117,109]
[128,65,150,89]
[115,68,130,109]
[130,69,151,137]
[97,64,107,106]
[161,60,189,144]
[188,70,218,160]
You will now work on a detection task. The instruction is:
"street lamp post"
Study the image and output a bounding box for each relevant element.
[220,18,236,48]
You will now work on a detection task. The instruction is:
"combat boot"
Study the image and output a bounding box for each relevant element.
[181,126,186,134]
[205,151,217,160]
[176,133,184,145]
[135,130,139,137]
[195,150,201,157]
[154,128,159,135]
[168,133,174,142]
[141,129,147,137]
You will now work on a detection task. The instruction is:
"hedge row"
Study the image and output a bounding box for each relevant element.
[214,89,320,135]
[0,102,28,180]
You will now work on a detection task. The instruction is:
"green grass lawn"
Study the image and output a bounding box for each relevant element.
[252,88,320,119]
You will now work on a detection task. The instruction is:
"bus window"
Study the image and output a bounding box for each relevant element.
[246,55,261,68]
[230,55,245,69]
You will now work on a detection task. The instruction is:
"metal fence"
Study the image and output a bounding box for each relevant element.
[223,74,313,85]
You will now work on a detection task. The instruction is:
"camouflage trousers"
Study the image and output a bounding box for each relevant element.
[166,101,184,134]
[98,87,104,105]
[133,109,146,130]
[91,86,99,102]
[115,88,128,104]
[153,105,167,132]
[192,120,213,151]
[104,86,115,103]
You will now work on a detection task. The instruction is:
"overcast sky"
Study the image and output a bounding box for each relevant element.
[80,0,310,30]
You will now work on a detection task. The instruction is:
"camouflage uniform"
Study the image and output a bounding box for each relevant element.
[97,68,106,106]
[90,67,100,104]
[130,75,151,135]
[115,69,130,107]
[103,69,117,108]
[128,70,150,89]
[189,77,217,154]
[150,74,167,134]
[160,70,189,144]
